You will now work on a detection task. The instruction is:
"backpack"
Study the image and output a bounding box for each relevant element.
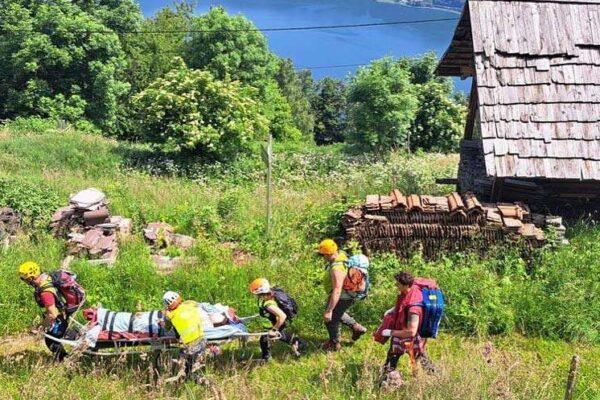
[342,254,370,299]
[36,270,85,314]
[271,287,298,320]
[410,278,445,339]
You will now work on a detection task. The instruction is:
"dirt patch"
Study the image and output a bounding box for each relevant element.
[0,334,42,357]
[220,242,253,266]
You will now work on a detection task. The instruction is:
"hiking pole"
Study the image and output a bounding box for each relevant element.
[564,354,580,400]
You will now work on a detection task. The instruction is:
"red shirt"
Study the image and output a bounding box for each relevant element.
[391,284,427,356]
[394,285,424,331]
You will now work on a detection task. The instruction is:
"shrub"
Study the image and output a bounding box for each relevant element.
[133,57,268,159]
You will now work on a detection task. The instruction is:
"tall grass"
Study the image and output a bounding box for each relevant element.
[0,119,599,399]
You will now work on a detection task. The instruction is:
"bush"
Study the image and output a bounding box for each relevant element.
[133,57,268,159]
[0,176,61,228]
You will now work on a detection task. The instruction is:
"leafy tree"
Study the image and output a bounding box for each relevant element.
[398,51,442,85]
[410,81,466,152]
[0,0,136,133]
[132,58,268,159]
[313,78,347,145]
[275,58,315,138]
[347,58,418,151]
[297,69,318,105]
[185,7,277,90]
[125,1,195,93]
[260,81,302,141]
[401,53,466,152]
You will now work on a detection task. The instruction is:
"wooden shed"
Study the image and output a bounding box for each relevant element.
[437,0,600,215]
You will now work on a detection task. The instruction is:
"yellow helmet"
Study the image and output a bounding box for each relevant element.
[18,261,41,281]
[318,239,338,255]
[249,278,271,295]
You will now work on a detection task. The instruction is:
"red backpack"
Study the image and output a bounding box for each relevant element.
[35,270,85,314]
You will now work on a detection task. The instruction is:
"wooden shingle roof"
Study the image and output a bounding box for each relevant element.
[438,0,600,180]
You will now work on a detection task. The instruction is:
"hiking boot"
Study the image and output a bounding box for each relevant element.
[351,323,367,341]
[321,340,341,352]
[291,340,301,357]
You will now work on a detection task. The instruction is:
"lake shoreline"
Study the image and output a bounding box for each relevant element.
[375,0,462,15]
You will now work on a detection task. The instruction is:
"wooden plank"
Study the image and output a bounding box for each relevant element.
[469,1,484,53]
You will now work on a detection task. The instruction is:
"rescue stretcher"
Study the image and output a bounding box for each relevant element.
[44,304,268,357]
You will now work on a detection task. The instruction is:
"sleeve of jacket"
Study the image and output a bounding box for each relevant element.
[373,309,397,344]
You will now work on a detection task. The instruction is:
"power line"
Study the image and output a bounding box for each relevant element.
[0,17,458,35]
[295,63,368,70]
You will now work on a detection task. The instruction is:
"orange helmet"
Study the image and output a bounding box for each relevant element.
[318,239,338,255]
[249,278,271,295]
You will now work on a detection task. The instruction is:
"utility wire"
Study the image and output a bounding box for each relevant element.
[295,63,368,70]
[0,17,458,35]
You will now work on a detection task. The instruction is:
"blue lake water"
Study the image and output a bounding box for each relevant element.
[138,0,468,91]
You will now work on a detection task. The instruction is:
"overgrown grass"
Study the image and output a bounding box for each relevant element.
[0,119,599,399]
[0,334,598,399]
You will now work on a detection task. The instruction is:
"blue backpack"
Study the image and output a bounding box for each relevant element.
[411,279,445,339]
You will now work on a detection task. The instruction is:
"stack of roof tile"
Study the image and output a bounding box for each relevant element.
[343,190,545,258]
[50,188,132,264]
[143,222,196,273]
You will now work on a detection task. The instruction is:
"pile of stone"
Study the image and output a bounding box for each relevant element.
[0,207,21,248]
[50,188,132,264]
[143,222,195,274]
[343,190,549,258]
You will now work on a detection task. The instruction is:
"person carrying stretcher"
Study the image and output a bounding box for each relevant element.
[161,291,207,383]
[18,261,85,361]
[249,278,307,361]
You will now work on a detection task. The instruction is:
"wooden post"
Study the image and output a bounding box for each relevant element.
[564,355,580,400]
[490,177,505,202]
[261,134,273,238]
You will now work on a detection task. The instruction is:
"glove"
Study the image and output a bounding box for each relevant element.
[381,329,392,337]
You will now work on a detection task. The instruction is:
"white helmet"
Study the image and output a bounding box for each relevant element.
[163,291,181,308]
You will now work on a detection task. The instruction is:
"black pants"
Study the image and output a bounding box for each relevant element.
[44,315,68,361]
[325,298,357,343]
[259,328,306,359]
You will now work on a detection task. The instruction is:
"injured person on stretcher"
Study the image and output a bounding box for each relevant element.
[81,302,248,348]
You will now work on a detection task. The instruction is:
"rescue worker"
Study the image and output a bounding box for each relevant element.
[317,239,367,351]
[380,271,435,376]
[18,261,85,361]
[162,291,207,383]
[249,278,306,360]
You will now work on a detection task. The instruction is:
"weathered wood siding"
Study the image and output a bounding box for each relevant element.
[470,0,600,180]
